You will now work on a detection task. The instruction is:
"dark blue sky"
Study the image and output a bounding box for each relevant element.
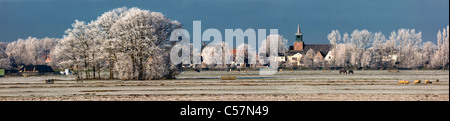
[0,0,448,45]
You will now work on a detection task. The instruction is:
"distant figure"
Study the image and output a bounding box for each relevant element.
[194,69,201,73]
[339,69,347,74]
[348,70,354,74]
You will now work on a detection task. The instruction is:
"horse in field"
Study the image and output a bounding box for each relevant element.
[348,70,354,74]
[339,69,347,74]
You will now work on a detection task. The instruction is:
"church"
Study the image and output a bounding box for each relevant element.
[281,23,333,67]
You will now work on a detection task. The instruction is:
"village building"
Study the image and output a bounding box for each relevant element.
[285,23,332,67]
[192,22,335,68]
[382,51,399,63]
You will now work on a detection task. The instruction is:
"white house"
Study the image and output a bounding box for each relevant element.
[287,53,303,66]
[324,50,334,61]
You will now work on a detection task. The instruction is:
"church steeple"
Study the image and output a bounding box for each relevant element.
[293,22,304,51]
[296,24,302,35]
[295,23,303,42]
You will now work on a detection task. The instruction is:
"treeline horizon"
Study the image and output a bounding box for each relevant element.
[0,7,448,81]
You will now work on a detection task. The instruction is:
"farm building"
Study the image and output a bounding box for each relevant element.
[19,65,55,76]
[0,68,20,76]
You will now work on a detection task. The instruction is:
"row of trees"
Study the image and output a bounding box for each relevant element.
[0,7,181,80]
[0,7,447,81]
[0,42,10,69]
[0,37,59,69]
[0,7,291,80]
[50,7,182,80]
[194,34,288,69]
[326,26,449,69]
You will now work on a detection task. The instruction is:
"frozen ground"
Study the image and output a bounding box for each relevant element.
[0,70,448,101]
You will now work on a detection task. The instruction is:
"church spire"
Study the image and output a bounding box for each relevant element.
[295,22,303,42]
[296,20,302,36]
[293,20,304,51]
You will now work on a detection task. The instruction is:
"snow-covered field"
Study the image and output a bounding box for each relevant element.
[178,70,449,81]
[0,70,448,101]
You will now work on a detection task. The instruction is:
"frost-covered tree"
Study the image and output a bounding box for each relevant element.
[0,58,11,69]
[202,43,222,67]
[6,37,58,67]
[110,7,182,80]
[328,30,372,68]
[350,30,372,68]
[328,30,341,45]
[86,21,107,79]
[259,35,288,55]
[53,20,91,79]
[303,49,315,68]
[53,7,182,80]
[235,43,257,67]
[200,41,232,69]
[369,32,386,68]
[53,20,110,79]
[420,41,436,68]
[327,27,443,69]
[351,30,372,50]
[431,25,449,69]
[361,48,373,68]
[390,29,422,68]
[0,42,11,69]
[93,7,129,79]
[74,20,95,78]
[372,32,386,50]
[327,30,341,67]
[336,33,350,67]
[333,44,348,67]
[6,37,35,66]
[258,34,287,66]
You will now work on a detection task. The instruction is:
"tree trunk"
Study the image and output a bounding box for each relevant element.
[93,66,96,79]
[93,53,96,79]
[130,55,136,80]
[97,63,101,79]
[75,65,80,80]
[109,54,114,79]
[137,50,144,80]
[109,59,114,79]
[138,57,144,80]
[84,59,88,80]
